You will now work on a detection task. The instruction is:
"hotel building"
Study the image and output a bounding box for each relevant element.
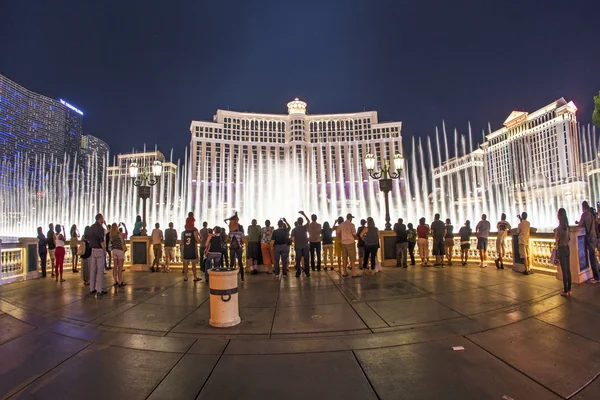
[0,73,84,169]
[189,99,404,224]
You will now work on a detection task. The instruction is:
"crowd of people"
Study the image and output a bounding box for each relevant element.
[33,201,600,298]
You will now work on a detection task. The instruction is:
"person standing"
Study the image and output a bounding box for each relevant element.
[272,219,291,278]
[356,219,367,270]
[247,219,262,275]
[110,223,127,286]
[430,214,446,267]
[444,218,454,266]
[360,217,380,275]
[164,222,177,272]
[151,223,164,272]
[308,213,323,272]
[69,224,79,273]
[54,225,66,282]
[261,220,275,273]
[476,214,491,268]
[89,214,107,296]
[417,218,430,266]
[292,214,310,278]
[407,223,417,266]
[37,227,48,278]
[495,214,511,270]
[227,215,245,281]
[322,222,334,270]
[81,226,91,286]
[47,223,56,277]
[340,213,359,277]
[578,201,600,283]
[394,218,408,268]
[332,216,344,272]
[458,220,472,266]
[199,221,209,271]
[182,225,202,282]
[555,208,572,297]
[517,212,533,275]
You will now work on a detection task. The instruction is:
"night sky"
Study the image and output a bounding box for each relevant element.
[1,0,599,162]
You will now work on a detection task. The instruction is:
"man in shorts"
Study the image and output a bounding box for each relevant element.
[517,212,532,275]
[430,213,446,267]
[151,223,164,272]
[458,220,472,266]
[340,213,358,277]
[181,226,201,282]
[495,214,511,269]
[476,214,490,268]
[164,222,177,271]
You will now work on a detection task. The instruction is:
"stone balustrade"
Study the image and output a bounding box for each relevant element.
[0,226,595,285]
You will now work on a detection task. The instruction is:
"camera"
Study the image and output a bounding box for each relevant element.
[516,214,522,220]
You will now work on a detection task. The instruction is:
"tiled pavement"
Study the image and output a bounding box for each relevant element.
[1,263,600,399]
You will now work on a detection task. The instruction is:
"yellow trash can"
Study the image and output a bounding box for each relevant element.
[208,267,241,328]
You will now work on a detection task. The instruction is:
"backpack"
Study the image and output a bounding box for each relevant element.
[79,240,92,259]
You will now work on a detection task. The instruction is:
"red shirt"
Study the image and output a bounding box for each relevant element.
[417,224,429,239]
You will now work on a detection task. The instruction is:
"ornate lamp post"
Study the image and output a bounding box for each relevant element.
[129,160,162,232]
[365,152,404,230]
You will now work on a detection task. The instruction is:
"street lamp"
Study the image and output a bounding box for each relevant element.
[129,160,162,233]
[365,152,404,230]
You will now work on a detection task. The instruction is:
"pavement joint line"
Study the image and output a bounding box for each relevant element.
[268,275,282,339]
[6,340,94,400]
[330,272,375,333]
[351,350,382,400]
[145,349,188,399]
[566,370,600,399]
[193,339,231,398]
[533,313,600,346]
[462,335,565,399]
[362,300,391,328]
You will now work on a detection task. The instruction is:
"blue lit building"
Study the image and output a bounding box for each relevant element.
[0,73,84,168]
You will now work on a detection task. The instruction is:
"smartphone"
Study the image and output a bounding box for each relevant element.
[280,218,284,221]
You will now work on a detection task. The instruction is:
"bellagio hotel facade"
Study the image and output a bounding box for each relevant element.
[189,99,404,225]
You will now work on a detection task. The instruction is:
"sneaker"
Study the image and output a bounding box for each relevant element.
[588,278,599,284]
[251,270,258,275]
[275,274,280,279]
[522,270,531,276]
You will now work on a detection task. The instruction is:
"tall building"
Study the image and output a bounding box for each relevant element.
[432,149,485,222]
[80,134,110,187]
[189,98,404,224]
[481,98,583,191]
[0,73,83,168]
[107,150,178,211]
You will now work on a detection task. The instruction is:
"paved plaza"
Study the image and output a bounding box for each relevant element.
[1,264,600,399]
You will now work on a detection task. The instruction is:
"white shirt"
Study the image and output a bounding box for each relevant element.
[517,220,531,245]
[152,228,163,245]
[340,220,357,245]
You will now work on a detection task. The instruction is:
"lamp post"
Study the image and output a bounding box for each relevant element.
[365,152,404,230]
[129,160,162,233]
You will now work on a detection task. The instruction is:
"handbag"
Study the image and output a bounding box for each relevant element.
[550,247,558,265]
[77,241,86,256]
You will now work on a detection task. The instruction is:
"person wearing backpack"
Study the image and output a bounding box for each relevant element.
[78,226,92,286]
[578,201,600,284]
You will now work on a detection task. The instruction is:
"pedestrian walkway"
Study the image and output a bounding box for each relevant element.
[1,264,599,399]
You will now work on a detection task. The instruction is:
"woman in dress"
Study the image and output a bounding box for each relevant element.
[110,223,127,286]
[360,217,380,275]
[556,208,572,297]
[54,224,66,282]
[69,224,79,273]
[332,216,344,273]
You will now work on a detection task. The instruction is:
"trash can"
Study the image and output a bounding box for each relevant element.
[208,267,241,328]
